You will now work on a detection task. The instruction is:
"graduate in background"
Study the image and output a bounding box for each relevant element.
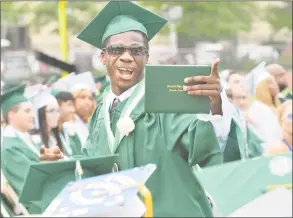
[31,89,63,150]
[231,84,281,143]
[69,72,97,145]
[255,75,280,113]
[39,1,244,217]
[53,90,83,156]
[1,84,39,198]
[31,88,80,157]
[0,84,58,215]
[265,100,292,155]
[278,70,292,102]
[266,64,288,93]
[226,71,246,91]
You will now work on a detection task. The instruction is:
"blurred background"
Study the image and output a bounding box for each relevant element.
[0,1,292,85]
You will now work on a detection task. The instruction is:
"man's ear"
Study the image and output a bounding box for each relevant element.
[100,52,106,65]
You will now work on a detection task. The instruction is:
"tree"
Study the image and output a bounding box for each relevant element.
[141,2,257,38]
[1,2,30,25]
[20,2,107,34]
[265,2,292,32]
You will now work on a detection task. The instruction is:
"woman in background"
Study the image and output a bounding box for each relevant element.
[33,91,64,153]
[69,72,97,146]
[71,87,96,145]
[255,75,280,113]
[54,90,83,156]
[231,84,281,143]
[52,72,97,146]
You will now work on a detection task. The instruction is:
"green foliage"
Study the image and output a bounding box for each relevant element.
[1,2,106,34]
[28,2,106,34]
[2,1,290,39]
[1,2,30,25]
[141,2,257,38]
[277,54,292,68]
[265,2,292,31]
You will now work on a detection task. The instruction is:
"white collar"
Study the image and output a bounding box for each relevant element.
[75,114,87,125]
[108,84,138,106]
[2,125,39,154]
[3,125,29,138]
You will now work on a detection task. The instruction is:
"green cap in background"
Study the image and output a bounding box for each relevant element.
[1,84,28,116]
[94,75,106,83]
[50,88,62,97]
[45,75,58,86]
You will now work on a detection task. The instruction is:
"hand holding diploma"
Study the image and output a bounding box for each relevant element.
[183,58,223,115]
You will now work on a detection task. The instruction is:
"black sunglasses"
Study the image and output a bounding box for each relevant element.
[103,44,148,57]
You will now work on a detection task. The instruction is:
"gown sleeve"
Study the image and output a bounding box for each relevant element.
[82,104,103,156]
[1,146,39,195]
[158,113,223,168]
[69,134,83,156]
[246,126,264,158]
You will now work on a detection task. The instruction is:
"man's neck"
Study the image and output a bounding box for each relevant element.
[112,87,127,96]
[10,123,27,134]
[110,84,138,103]
[111,77,144,96]
[112,85,135,96]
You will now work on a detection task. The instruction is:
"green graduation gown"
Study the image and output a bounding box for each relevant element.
[223,120,263,162]
[1,126,41,214]
[60,129,83,157]
[246,126,263,158]
[223,105,263,163]
[83,96,225,217]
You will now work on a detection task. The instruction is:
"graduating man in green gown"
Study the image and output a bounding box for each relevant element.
[1,84,66,214]
[1,84,39,195]
[39,1,247,216]
[1,84,43,213]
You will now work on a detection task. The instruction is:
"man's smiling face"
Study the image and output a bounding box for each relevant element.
[100,31,149,95]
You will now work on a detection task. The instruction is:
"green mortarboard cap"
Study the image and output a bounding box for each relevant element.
[1,83,28,116]
[196,153,292,216]
[50,88,62,97]
[2,83,18,93]
[45,75,58,85]
[100,80,110,93]
[19,155,118,212]
[77,1,168,49]
[94,75,106,83]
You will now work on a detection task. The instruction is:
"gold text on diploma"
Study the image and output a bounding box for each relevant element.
[167,85,184,92]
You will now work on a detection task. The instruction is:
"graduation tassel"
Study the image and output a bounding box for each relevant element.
[75,160,83,181]
[267,183,292,190]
